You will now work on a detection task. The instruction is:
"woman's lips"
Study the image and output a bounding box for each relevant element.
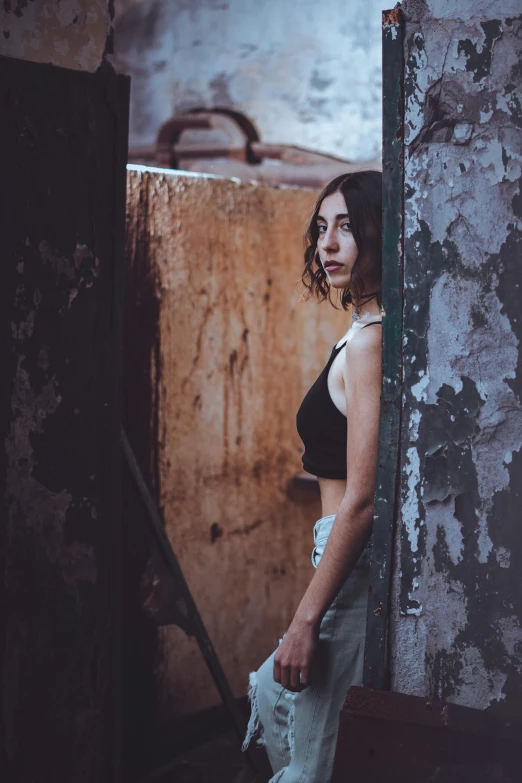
[325,263,342,271]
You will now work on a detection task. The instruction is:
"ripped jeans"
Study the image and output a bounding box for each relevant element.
[242,514,371,783]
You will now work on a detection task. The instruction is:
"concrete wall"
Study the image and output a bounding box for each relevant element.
[113,0,383,162]
[391,0,522,717]
[0,0,112,72]
[124,167,349,716]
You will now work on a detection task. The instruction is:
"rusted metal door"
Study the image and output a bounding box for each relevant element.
[122,168,350,722]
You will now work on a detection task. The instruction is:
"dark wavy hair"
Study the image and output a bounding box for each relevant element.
[301,170,382,310]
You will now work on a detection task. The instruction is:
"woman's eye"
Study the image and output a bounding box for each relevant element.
[317,224,326,233]
[342,222,352,231]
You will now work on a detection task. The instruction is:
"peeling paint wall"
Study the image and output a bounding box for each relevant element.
[390,0,522,717]
[0,56,128,780]
[124,167,349,716]
[0,0,111,71]
[113,0,383,161]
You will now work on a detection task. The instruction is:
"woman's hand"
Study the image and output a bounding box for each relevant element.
[273,617,320,692]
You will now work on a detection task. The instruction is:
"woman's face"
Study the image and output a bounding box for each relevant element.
[315,190,358,290]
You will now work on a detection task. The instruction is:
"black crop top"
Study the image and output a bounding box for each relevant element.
[296,323,381,480]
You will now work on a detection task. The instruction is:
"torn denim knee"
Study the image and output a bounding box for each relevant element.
[242,671,266,751]
[242,664,297,783]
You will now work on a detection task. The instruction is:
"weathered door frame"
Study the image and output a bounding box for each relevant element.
[363,8,405,691]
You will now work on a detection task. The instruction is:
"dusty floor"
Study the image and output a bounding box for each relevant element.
[142,728,268,783]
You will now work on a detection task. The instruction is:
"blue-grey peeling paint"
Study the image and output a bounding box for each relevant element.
[457,20,503,84]
[391,1,522,715]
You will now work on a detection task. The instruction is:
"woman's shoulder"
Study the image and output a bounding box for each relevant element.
[343,322,382,363]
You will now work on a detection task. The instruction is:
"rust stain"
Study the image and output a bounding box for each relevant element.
[230,518,265,536]
[210,522,223,543]
[383,8,402,26]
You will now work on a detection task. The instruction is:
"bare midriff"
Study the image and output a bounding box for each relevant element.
[318,476,347,518]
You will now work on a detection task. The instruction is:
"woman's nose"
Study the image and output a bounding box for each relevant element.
[321,229,338,251]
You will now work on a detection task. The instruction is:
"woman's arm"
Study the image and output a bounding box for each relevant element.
[273,326,382,692]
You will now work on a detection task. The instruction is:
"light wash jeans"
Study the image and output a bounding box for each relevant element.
[242,514,371,783]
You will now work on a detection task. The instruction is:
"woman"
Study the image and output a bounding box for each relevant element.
[242,170,383,783]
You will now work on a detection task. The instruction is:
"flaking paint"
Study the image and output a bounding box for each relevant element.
[390,0,522,716]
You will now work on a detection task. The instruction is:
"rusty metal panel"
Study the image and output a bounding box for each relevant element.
[363,7,405,691]
[0,56,129,781]
[332,687,520,782]
[390,2,522,718]
[123,167,349,717]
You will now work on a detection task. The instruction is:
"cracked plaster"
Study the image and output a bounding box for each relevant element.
[113,0,383,161]
[391,1,522,713]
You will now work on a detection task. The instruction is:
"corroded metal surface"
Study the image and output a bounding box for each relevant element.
[332,687,520,782]
[124,167,348,716]
[390,0,522,716]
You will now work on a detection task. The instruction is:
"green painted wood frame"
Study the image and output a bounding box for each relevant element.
[362,7,405,691]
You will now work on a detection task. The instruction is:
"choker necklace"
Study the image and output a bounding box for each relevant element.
[352,291,381,321]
